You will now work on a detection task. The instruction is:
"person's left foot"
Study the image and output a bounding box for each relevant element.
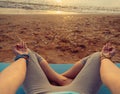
[101,43,116,60]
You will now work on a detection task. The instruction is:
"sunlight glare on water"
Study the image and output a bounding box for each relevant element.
[55,0,62,3]
[0,8,78,14]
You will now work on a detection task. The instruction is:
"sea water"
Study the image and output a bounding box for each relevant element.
[0,0,120,14]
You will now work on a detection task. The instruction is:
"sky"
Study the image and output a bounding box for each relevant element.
[1,0,120,8]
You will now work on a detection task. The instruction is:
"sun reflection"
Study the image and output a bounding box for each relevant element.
[56,0,62,3]
[56,11,62,14]
[46,10,77,15]
[46,10,63,14]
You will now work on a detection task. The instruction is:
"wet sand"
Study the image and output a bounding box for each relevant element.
[0,14,120,63]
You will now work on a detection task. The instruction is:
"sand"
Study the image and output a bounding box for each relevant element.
[0,14,120,63]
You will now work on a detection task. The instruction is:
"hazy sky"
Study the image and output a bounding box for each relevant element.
[1,0,120,7]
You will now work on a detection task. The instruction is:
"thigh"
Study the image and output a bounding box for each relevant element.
[71,52,102,94]
[23,50,51,94]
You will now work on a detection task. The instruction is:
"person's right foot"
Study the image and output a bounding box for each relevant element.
[57,75,73,86]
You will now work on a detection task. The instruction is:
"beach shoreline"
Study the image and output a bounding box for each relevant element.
[0,8,120,15]
[0,8,79,15]
[0,14,120,63]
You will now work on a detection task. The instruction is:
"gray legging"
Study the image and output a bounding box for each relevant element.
[23,50,102,94]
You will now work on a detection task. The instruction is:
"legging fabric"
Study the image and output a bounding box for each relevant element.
[23,50,102,94]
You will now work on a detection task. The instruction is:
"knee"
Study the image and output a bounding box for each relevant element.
[93,52,101,56]
[80,52,101,65]
[90,52,101,60]
[28,49,35,56]
[28,49,32,53]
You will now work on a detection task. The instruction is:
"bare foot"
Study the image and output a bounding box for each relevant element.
[13,41,28,55]
[101,43,116,60]
[57,75,73,86]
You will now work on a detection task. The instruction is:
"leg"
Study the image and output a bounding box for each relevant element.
[0,58,26,94]
[23,49,72,94]
[100,59,120,94]
[32,50,72,86]
[62,56,90,79]
[70,52,102,94]
[23,49,52,94]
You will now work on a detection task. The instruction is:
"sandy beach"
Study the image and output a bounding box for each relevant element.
[0,14,120,63]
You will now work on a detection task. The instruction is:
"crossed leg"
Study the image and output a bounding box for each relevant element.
[29,50,79,86]
[61,56,89,79]
[33,50,89,85]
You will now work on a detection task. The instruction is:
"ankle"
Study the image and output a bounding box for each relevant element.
[14,54,29,63]
[56,75,70,86]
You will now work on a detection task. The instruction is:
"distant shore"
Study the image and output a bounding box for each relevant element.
[0,14,120,63]
[0,8,79,14]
